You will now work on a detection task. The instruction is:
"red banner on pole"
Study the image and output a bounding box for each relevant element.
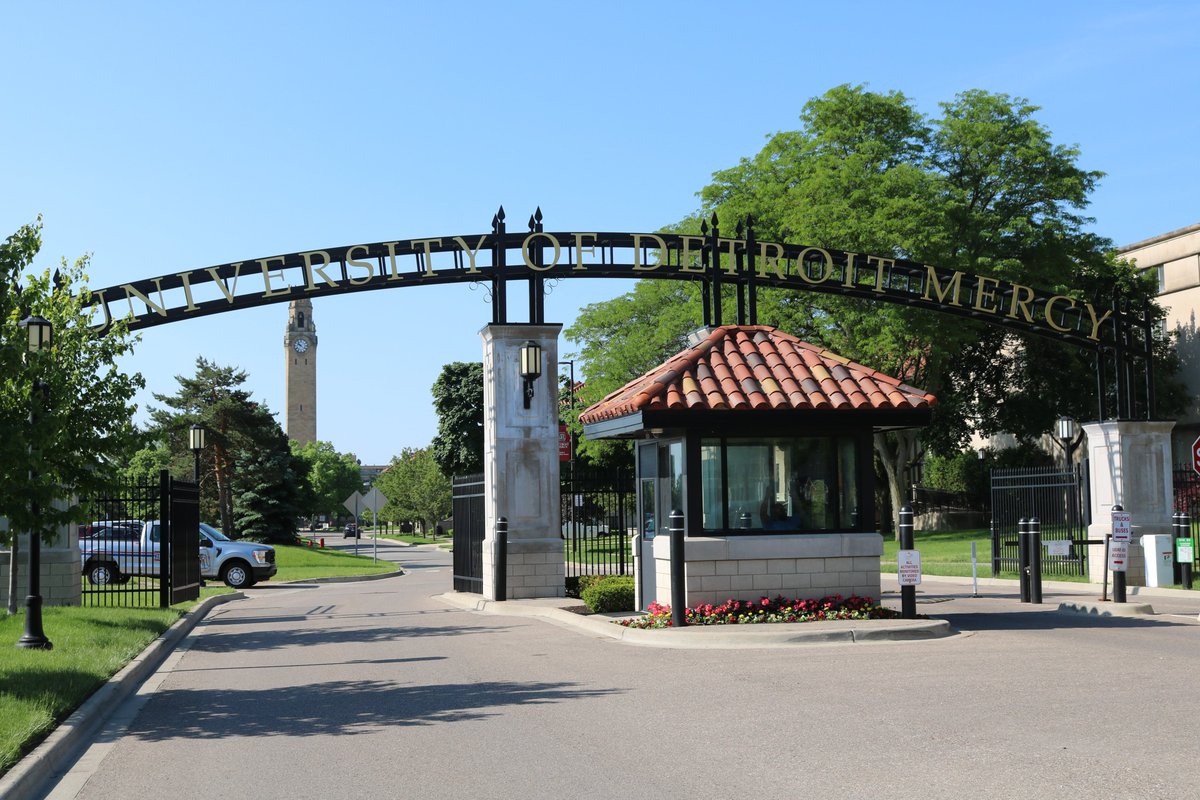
[559,424,571,462]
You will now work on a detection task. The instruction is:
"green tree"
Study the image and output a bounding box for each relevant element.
[120,443,175,485]
[565,281,700,468]
[150,358,294,535]
[234,427,307,544]
[377,447,450,533]
[430,361,483,477]
[290,440,361,523]
[0,219,143,548]
[568,85,1184,534]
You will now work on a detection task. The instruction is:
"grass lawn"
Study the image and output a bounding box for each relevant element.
[273,543,398,581]
[880,528,1090,582]
[0,544,394,779]
[377,532,453,548]
[564,535,632,565]
[881,528,991,578]
[0,599,210,777]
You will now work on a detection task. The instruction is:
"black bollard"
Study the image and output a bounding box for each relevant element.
[899,504,916,620]
[1029,517,1043,604]
[495,517,508,601]
[1018,518,1031,603]
[668,510,687,627]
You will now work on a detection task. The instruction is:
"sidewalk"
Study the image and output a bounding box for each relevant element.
[436,592,954,648]
[436,568,1200,646]
[880,570,1200,618]
[8,556,1196,799]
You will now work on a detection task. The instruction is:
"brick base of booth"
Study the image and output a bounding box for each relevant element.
[640,533,883,609]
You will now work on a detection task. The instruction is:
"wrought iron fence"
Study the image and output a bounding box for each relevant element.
[990,464,1088,577]
[452,473,485,593]
[912,485,986,515]
[1172,465,1200,570]
[80,470,199,608]
[561,464,635,583]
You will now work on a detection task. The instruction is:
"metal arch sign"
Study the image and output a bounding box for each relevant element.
[85,208,1151,358]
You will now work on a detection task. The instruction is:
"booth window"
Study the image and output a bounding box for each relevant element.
[700,435,858,532]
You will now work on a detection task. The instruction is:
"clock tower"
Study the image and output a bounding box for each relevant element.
[285,299,317,444]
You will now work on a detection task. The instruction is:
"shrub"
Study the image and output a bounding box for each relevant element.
[570,573,619,599]
[581,576,635,613]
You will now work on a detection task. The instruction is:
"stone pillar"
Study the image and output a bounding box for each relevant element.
[480,324,564,600]
[1083,420,1176,585]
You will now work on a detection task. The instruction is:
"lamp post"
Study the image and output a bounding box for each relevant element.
[189,423,206,483]
[17,314,53,651]
[1056,416,1079,469]
[560,358,577,551]
[519,340,542,409]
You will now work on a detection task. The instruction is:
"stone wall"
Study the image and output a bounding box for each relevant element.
[641,532,883,608]
[0,532,81,607]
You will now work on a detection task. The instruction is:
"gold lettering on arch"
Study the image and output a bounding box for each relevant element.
[631,234,668,271]
[796,247,833,285]
[522,232,561,272]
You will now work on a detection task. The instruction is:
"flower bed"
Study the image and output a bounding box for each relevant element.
[615,594,900,629]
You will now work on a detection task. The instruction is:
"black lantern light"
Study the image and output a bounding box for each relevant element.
[1056,416,1079,468]
[20,314,53,353]
[190,423,207,483]
[519,340,542,409]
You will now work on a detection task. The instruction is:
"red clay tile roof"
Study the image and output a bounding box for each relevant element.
[579,325,937,424]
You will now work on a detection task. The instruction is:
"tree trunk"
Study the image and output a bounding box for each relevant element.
[7,536,18,615]
[874,430,920,541]
[213,442,234,535]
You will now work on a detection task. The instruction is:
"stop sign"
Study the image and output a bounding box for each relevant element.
[1193,436,1200,476]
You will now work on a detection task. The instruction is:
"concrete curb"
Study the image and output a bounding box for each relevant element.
[277,567,404,585]
[435,592,954,648]
[0,592,243,800]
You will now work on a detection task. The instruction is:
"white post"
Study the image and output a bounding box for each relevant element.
[971,540,979,597]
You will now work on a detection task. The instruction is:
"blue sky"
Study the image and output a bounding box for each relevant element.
[3,1,1198,464]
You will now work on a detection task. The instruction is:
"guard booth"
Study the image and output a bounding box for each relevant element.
[580,325,935,610]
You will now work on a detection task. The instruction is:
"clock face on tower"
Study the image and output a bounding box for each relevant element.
[292,337,309,353]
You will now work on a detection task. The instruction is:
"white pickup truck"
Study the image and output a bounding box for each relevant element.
[80,521,277,589]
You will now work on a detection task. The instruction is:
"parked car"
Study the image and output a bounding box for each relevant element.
[81,521,276,589]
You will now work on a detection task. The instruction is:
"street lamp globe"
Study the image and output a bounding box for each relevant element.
[19,314,53,353]
[189,424,206,452]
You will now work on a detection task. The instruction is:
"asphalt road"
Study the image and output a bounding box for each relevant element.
[39,543,1200,800]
